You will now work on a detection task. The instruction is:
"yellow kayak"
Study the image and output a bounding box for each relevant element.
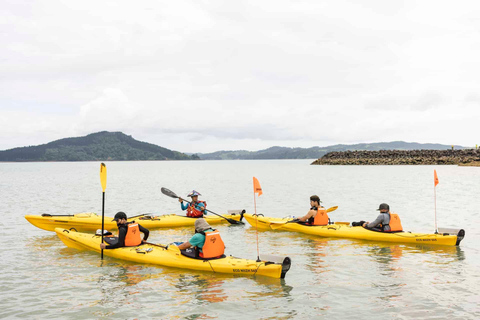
[244,213,465,246]
[55,228,291,279]
[26,212,243,232]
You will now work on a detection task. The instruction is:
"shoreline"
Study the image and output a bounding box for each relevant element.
[312,149,480,165]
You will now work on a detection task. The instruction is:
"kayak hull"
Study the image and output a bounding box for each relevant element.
[54,228,290,279]
[244,213,464,246]
[26,212,243,232]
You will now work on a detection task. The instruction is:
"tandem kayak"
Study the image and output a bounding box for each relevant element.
[244,213,465,246]
[26,211,244,232]
[54,228,291,279]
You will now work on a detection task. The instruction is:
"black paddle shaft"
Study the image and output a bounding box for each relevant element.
[101,191,105,259]
[160,187,244,225]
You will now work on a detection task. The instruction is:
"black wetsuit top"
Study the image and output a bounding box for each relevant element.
[307,206,318,225]
[104,223,149,249]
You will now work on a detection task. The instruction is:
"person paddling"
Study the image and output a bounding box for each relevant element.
[177,218,225,259]
[100,212,150,250]
[297,195,329,226]
[362,203,403,232]
[179,190,207,218]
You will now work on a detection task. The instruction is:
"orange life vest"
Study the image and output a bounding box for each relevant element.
[124,223,142,246]
[199,230,225,258]
[187,201,206,218]
[387,213,403,232]
[313,208,329,226]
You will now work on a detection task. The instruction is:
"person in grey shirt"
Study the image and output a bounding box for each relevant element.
[363,203,391,231]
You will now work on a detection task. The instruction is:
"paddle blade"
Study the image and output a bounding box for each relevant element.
[100,163,107,192]
[161,187,179,199]
[269,220,291,230]
[270,223,287,230]
[326,206,338,213]
[227,217,245,225]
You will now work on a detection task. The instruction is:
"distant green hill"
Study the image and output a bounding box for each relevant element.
[197,142,467,160]
[0,131,199,161]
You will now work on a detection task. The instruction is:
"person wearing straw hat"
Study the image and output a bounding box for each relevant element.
[178,190,207,218]
[177,218,225,259]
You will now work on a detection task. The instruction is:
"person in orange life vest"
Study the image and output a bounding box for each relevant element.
[177,218,225,258]
[297,195,329,225]
[99,211,149,250]
[363,203,402,232]
[178,190,207,218]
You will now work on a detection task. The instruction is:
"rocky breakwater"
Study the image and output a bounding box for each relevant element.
[311,149,480,165]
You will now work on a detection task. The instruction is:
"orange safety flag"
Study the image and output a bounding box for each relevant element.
[434,170,439,187]
[253,177,263,196]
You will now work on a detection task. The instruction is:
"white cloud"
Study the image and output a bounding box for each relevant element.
[1,0,480,152]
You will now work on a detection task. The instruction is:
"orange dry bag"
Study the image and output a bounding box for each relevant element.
[313,208,329,226]
[200,230,225,258]
[124,223,142,246]
[388,213,403,232]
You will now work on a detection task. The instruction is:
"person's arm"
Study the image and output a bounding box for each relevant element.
[364,214,384,228]
[197,202,206,214]
[102,227,126,249]
[177,241,192,250]
[298,209,316,222]
[139,224,149,242]
[177,234,203,250]
[179,198,189,211]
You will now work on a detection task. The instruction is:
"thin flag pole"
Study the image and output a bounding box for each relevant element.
[253,177,262,262]
[254,190,260,262]
[434,169,439,234]
[434,186,437,234]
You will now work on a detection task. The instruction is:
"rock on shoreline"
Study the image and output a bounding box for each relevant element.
[311,149,480,165]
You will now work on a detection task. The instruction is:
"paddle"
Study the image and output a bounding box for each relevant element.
[144,242,181,252]
[161,187,244,225]
[100,163,107,259]
[269,206,339,230]
[128,213,150,220]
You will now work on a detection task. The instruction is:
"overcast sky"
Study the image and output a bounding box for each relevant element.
[1,1,479,153]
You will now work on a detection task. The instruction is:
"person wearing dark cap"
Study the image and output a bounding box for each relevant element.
[362,203,393,231]
[100,211,150,250]
[297,195,329,225]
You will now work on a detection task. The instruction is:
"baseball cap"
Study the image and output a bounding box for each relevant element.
[377,203,390,211]
[112,211,127,221]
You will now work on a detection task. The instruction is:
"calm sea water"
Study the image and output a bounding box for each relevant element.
[1,160,479,319]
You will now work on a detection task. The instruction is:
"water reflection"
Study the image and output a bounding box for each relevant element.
[173,274,228,303]
[26,234,59,250]
[304,238,329,276]
[255,276,293,297]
